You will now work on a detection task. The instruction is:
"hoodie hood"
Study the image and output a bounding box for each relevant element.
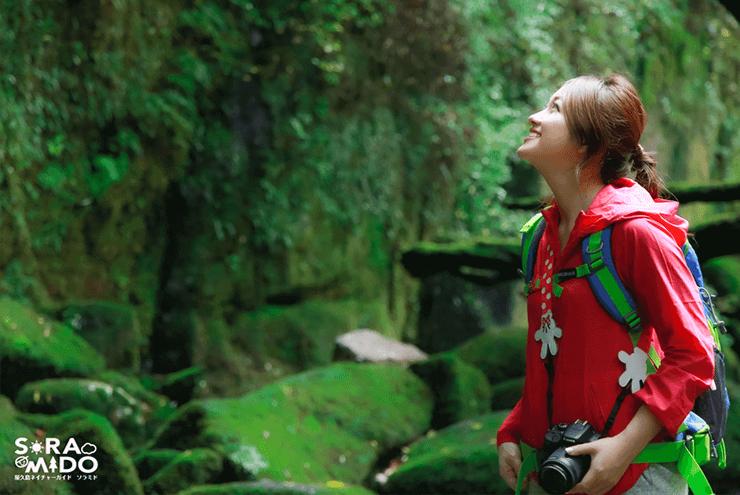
[542,177,688,247]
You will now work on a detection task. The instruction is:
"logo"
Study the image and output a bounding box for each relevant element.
[12,437,99,482]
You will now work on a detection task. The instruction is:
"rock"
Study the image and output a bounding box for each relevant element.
[415,272,508,353]
[152,362,433,485]
[59,300,143,371]
[409,352,491,429]
[0,395,75,494]
[164,299,395,398]
[176,479,376,495]
[451,327,527,385]
[489,376,525,410]
[333,329,427,364]
[143,448,224,495]
[19,409,143,495]
[0,297,105,399]
[15,375,174,449]
[379,411,511,495]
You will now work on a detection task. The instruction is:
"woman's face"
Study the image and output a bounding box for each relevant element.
[516,86,585,173]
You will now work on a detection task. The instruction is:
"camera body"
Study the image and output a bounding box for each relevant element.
[536,420,601,495]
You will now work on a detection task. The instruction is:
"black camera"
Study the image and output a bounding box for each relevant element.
[536,420,601,494]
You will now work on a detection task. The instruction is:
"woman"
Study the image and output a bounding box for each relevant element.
[496,74,715,495]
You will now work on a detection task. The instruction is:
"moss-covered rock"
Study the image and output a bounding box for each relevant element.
[0,396,75,495]
[451,327,527,385]
[409,352,491,429]
[59,300,143,371]
[152,366,204,405]
[0,297,105,399]
[233,299,396,371]
[20,409,144,495]
[143,448,224,495]
[378,411,510,495]
[153,362,433,485]
[415,272,504,353]
[176,479,376,495]
[15,375,174,450]
[489,376,525,410]
[133,448,182,481]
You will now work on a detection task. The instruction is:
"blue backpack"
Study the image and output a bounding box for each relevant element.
[515,212,729,495]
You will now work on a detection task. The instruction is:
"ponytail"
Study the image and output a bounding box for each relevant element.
[629,144,665,199]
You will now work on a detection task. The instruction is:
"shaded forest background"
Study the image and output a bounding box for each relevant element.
[0,1,738,494]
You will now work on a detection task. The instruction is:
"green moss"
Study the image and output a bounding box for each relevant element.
[20,409,143,495]
[381,411,511,495]
[234,299,395,371]
[59,301,143,371]
[133,448,182,480]
[409,352,492,429]
[15,376,174,450]
[143,448,224,495]
[0,396,76,494]
[451,327,527,384]
[176,480,376,495]
[0,297,105,398]
[153,362,433,485]
[489,376,525,410]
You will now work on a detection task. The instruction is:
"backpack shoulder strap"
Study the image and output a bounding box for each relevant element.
[581,226,642,339]
[519,212,546,293]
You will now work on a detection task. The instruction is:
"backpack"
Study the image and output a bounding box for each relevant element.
[517,212,729,494]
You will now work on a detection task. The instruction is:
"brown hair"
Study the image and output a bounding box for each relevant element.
[558,74,666,198]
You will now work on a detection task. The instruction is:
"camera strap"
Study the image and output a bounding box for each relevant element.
[544,357,555,425]
[602,386,631,436]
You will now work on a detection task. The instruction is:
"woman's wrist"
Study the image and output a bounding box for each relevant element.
[614,404,663,458]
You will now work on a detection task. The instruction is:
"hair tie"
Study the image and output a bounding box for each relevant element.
[630,144,644,167]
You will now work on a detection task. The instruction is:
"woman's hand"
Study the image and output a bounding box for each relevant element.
[498,442,523,491]
[564,405,663,494]
[563,435,637,495]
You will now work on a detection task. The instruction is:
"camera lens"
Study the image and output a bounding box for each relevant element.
[539,461,574,494]
[538,447,590,495]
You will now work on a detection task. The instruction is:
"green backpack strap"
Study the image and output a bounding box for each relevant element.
[519,212,546,295]
[633,433,715,495]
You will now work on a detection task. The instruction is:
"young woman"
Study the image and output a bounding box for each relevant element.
[496,74,715,495]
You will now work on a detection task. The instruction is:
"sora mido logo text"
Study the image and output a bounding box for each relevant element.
[14,437,98,474]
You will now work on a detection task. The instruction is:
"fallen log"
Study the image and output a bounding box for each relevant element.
[504,181,740,210]
[400,238,521,285]
[401,212,740,284]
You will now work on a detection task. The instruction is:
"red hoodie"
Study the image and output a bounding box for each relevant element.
[497,177,715,494]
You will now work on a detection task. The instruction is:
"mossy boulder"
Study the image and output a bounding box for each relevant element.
[0,297,105,399]
[409,352,492,429]
[489,376,525,410]
[20,409,144,495]
[176,480,376,495]
[133,448,182,480]
[59,301,143,371]
[143,448,224,495]
[451,327,527,385]
[15,375,174,449]
[0,396,74,494]
[378,411,510,495]
[153,362,433,485]
[233,299,396,371]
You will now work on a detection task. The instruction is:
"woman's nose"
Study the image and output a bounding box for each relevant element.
[528,112,541,126]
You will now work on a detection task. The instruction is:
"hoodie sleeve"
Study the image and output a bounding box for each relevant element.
[612,217,715,437]
[496,397,523,446]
